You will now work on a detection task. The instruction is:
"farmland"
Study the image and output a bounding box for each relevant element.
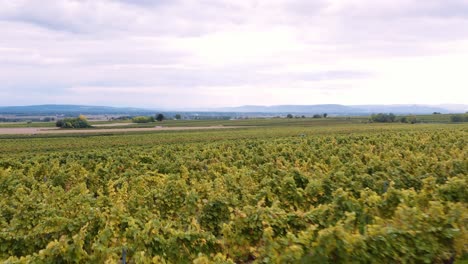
[0,120,467,263]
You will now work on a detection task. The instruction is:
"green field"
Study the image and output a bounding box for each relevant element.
[0,113,464,129]
[0,122,57,128]
[0,116,366,129]
[0,121,467,263]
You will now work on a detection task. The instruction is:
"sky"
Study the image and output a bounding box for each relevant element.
[1,0,468,109]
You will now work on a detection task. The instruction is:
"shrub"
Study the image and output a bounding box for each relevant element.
[156,114,165,122]
[132,116,155,123]
[370,113,396,123]
[55,115,92,128]
[450,114,468,123]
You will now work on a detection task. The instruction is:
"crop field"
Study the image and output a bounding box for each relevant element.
[0,122,467,263]
[0,116,366,129]
[0,113,461,129]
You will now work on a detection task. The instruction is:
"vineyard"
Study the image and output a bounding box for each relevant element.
[0,123,467,263]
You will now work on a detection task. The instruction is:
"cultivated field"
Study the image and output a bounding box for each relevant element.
[0,126,240,135]
[0,120,467,263]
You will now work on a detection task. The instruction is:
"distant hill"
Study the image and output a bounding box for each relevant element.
[352,105,453,115]
[0,105,156,116]
[0,104,466,116]
[216,104,466,115]
[217,104,360,114]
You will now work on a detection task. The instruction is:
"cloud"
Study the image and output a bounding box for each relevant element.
[0,0,467,108]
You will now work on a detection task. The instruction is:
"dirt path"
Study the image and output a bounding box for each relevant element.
[92,123,133,127]
[0,126,241,135]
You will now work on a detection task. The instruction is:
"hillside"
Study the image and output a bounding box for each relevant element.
[0,104,156,115]
[0,104,466,116]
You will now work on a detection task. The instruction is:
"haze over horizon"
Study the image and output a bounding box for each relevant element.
[1,0,468,108]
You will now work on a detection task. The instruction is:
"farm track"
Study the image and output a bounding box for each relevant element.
[0,125,241,135]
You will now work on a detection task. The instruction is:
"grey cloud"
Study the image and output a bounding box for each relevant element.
[0,0,467,107]
[3,0,468,40]
[0,0,247,35]
[292,71,372,82]
[313,0,468,20]
[283,0,330,17]
[0,53,370,92]
[280,0,468,48]
[112,0,174,6]
[100,66,371,88]
[0,0,163,34]
[0,1,94,33]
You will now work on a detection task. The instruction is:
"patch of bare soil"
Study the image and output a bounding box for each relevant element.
[0,126,241,135]
[91,123,133,127]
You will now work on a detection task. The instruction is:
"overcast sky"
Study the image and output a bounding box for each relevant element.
[1,0,467,109]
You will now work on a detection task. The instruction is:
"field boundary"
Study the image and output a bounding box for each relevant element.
[0,125,244,135]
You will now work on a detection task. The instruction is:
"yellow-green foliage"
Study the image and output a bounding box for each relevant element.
[55,115,92,128]
[132,116,155,123]
[0,124,467,263]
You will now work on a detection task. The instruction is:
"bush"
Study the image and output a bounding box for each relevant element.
[400,116,417,124]
[370,113,396,123]
[56,115,92,128]
[132,116,155,123]
[409,116,418,124]
[450,114,468,123]
[156,114,165,122]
